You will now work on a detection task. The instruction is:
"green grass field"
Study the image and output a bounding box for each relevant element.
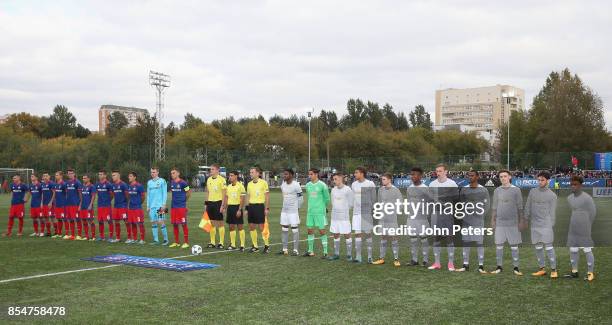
[0,190,611,324]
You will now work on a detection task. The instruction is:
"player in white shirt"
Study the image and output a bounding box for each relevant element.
[278,169,303,256]
[351,167,377,263]
[428,164,459,271]
[328,172,354,261]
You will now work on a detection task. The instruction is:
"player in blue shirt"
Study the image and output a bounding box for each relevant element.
[29,174,44,237]
[127,172,146,244]
[169,167,191,248]
[2,175,29,237]
[64,169,82,240]
[41,172,55,236]
[95,170,114,241]
[79,174,96,241]
[111,170,130,243]
[52,171,68,238]
[147,167,169,245]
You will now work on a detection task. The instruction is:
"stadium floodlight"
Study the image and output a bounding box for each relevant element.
[149,70,171,162]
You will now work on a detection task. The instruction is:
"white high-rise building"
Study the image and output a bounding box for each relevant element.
[98,105,148,134]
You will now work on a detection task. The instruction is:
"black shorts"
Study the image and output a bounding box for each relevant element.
[247,203,265,224]
[226,205,244,224]
[206,200,223,221]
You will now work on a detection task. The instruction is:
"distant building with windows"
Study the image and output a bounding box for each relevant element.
[98,105,148,134]
[435,85,524,144]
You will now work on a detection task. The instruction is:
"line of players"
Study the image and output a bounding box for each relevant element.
[2,167,192,249]
[3,163,597,281]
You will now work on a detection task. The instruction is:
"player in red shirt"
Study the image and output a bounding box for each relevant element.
[127,172,146,244]
[111,171,130,243]
[28,174,44,236]
[2,175,29,237]
[79,174,97,241]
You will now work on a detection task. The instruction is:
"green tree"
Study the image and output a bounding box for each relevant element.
[45,105,78,138]
[181,113,204,130]
[409,105,433,130]
[106,111,129,136]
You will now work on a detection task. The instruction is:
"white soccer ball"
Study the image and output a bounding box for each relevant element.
[191,245,203,255]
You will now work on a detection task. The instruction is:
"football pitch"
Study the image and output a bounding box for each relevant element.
[1,190,611,324]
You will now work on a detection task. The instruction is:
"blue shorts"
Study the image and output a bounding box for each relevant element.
[149,207,166,222]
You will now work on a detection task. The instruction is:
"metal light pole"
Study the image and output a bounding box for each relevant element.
[307,110,312,170]
[149,70,170,162]
[503,95,511,170]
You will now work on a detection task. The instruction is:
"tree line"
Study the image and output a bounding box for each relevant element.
[0,68,609,179]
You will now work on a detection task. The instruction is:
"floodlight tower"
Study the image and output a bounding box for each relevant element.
[149,70,171,162]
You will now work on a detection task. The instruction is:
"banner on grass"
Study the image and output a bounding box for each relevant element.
[82,254,219,272]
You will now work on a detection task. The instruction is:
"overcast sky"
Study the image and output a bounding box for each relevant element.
[1,0,611,131]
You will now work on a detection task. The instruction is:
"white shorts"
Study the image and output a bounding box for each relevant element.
[280,212,300,226]
[495,226,522,245]
[330,219,352,234]
[351,214,373,233]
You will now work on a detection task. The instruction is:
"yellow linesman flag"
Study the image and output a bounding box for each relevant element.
[262,217,270,240]
[199,211,212,233]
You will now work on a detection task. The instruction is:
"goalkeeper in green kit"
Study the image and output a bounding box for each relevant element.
[303,168,331,257]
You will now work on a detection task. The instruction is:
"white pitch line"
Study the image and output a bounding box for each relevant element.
[0,239,306,284]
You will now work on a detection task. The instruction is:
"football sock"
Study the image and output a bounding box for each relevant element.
[210,226,217,245]
[463,246,470,265]
[172,225,179,243]
[69,221,75,236]
[421,238,429,263]
[108,222,114,238]
[447,241,455,264]
[125,222,132,240]
[569,247,579,271]
[139,223,145,240]
[83,222,89,237]
[218,227,225,245]
[433,240,441,264]
[281,227,289,250]
[535,245,546,268]
[334,238,340,255]
[33,220,39,233]
[510,246,519,268]
[250,230,258,247]
[345,237,352,257]
[152,224,159,242]
[160,224,168,241]
[307,234,314,252]
[410,238,419,261]
[114,222,121,239]
[291,227,299,251]
[7,217,14,234]
[380,239,387,259]
[53,221,58,235]
[366,236,373,260]
[477,245,485,265]
[90,221,96,238]
[496,246,504,266]
[239,229,245,247]
[263,232,269,246]
[354,237,362,259]
[585,249,595,273]
[18,218,23,234]
[77,220,83,237]
[230,230,236,247]
[99,222,105,238]
[321,234,328,255]
[392,240,399,260]
[131,224,138,240]
[546,245,557,269]
[181,224,189,243]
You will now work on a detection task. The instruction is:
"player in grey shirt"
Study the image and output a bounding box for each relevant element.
[372,173,403,267]
[428,164,459,271]
[490,170,527,275]
[524,171,558,278]
[457,171,489,274]
[406,167,432,267]
[564,175,597,282]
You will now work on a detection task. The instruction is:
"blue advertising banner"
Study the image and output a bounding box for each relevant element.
[82,254,219,272]
[393,177,608,189]
[594,152,612,171]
